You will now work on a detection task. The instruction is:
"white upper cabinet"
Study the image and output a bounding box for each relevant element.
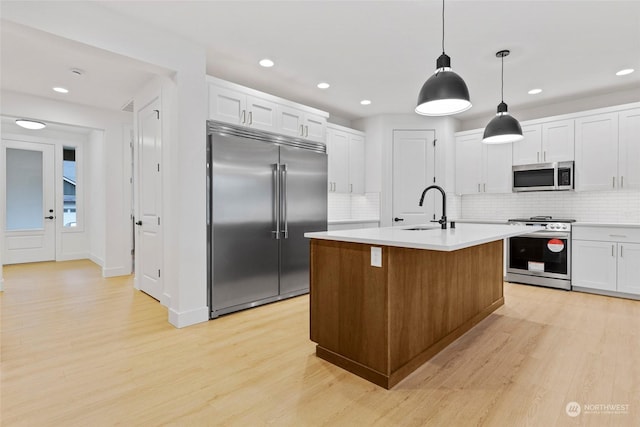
[277,105,327,143]
[207,76,328,142]
[327,124,365,194]
[575,113,619,191]
[455,132,512,195]
[618,108,640,190]
[512,120,574,165]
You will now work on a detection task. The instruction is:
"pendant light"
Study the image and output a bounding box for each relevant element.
[482,50,523,144]
[415,0,471,116]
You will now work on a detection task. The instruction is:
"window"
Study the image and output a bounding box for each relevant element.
[63,147,77,227]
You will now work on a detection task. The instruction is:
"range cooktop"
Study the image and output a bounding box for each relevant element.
[508,216,576,223]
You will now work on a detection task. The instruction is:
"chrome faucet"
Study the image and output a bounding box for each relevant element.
[419,185,447,229]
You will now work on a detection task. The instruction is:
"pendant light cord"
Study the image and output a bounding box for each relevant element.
[441,0,445,54]
[501,54,504,102]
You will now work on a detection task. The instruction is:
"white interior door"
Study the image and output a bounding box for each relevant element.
[3,140,56,264]
[136,99,163,301]
[392,130,436,226]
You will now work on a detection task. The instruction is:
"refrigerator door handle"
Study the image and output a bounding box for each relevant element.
[281,164,288,239]
[272,163,281,239]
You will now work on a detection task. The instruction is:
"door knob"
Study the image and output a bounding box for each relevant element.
[44,216,55,220]
[394,217,404,222]
[135,221,143,226]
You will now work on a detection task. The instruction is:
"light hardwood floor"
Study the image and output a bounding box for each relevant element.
[1,260,638,426]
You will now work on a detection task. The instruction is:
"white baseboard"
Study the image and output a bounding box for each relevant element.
[103,266,132,278]
[0,277,4,292]
[56,252,89,262]
[168,306,209,328]
[89,254,104,268]
[161,292,171,307]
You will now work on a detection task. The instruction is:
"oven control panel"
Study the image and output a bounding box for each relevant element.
[509,221,572,231]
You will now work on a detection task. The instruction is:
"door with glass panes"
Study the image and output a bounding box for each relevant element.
[3,140,56,264]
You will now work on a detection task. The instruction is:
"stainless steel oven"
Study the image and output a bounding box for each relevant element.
[506,217,575,290]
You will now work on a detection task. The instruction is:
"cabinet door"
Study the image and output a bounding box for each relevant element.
[455,133,483,194]
[278,105,305,138]
[304,113,326,143]
[512,124,542,165]
[575,113,619,191]
[327,129,349,193]
[618,108,640,190]
[348,134,365,194]
[484,142,513,193]
[572,240,617,291]
[208,85,246,124]
[542,119,574,162]
[246,95,278,132]
[617,242,640,295]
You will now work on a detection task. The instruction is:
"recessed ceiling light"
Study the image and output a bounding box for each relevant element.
[528,88,542,95]
[616,68,634,76]
[53,87,69,93]
[360,100,371,105]
[70,68,84,76]
[317,82,330,89]
[259,59,274,68]
[16,119,46,130]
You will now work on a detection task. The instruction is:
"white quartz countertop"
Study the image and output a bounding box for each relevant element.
[328,218,380,225]
[573,222,640,229]
[305,223,541,252]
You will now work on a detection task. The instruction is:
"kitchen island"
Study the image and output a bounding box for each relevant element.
[304,223,537,389]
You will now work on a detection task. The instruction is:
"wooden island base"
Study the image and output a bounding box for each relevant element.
[309,239,504,389]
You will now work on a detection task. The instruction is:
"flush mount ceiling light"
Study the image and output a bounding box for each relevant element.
[616,68,634,76]
[53,87,69,93]
[317,82,330,89]
[415,0,471,116]
[259,59,274,68]
[16,119,47,130]
[483,50,523,144]
[528,88,542,95]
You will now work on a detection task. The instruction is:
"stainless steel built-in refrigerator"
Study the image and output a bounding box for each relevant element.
[206,120,327,318]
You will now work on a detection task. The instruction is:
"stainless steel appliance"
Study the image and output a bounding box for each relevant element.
[506,216,575,290]
[512,161,574,192]
[206,121,327,318]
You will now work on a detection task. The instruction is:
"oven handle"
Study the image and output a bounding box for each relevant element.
[515,232,571,239]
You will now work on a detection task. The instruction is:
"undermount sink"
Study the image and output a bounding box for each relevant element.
[403,226,437,231]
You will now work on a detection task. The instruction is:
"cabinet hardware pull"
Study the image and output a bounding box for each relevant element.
[544,151,546,162]
[350,183,353,193]
[613,176,615,188]
[248,111,253,125]
[483,183,486,192]
[478,183,480,192]
[621,176,624,188]
[612,245,615,257]
[537,152,540,162]
[241,110,246,124]
[620,245,624,257]
[305,125,309,137]
[300,124,304,136]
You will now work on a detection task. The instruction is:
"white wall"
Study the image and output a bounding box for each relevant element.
[3,1,209,327]
[352,114,461,227]
[87,129,106,266]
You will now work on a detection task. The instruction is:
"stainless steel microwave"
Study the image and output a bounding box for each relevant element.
[512,161,574,192]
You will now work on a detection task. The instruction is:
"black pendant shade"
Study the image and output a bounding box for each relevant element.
[415,0,471,116]
[482,102,524,144]
[482,50,523,144]
[416,54,472,116]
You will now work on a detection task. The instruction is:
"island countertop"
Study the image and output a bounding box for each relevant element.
[305,223,541,252]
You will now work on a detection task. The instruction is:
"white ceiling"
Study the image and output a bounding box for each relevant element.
[2,1,639,122]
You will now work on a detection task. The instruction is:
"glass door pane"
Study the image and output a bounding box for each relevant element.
[6,148,44,230]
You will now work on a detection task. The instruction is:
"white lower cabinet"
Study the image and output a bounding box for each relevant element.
[328,222,379,231]
[572,226,640,298]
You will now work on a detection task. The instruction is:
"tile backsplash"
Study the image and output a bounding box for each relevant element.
[328,192,380,220]
[460,190,640,223]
